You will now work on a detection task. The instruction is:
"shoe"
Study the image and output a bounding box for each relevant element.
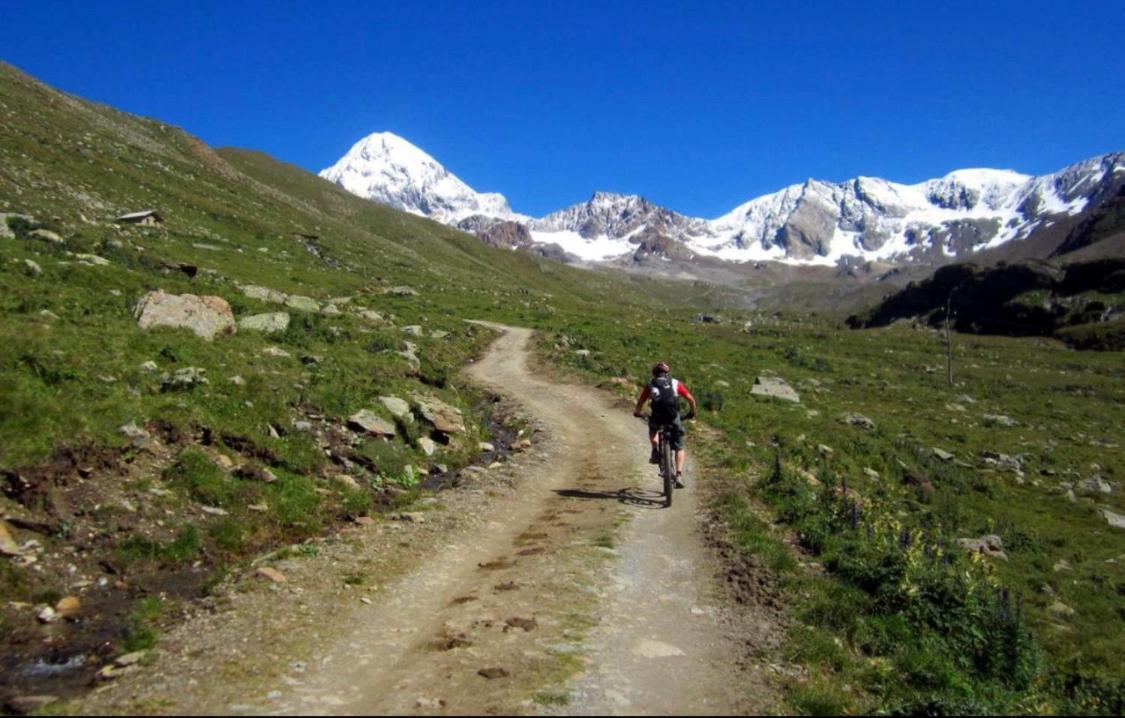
[649,448,659,464]
[674,473,685,489]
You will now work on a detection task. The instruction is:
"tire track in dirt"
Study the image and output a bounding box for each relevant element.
[73,324,773,715]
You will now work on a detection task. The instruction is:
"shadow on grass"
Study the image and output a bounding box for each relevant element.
[554,487,666,508]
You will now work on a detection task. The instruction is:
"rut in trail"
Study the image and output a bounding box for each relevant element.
[74,324,774,716]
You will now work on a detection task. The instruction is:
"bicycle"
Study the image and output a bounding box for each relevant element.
[639,415,678,508]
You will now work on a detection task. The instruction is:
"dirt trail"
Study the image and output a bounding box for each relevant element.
[74,325,771,715]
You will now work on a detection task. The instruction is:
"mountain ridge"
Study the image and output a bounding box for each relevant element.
[320,131,1124,267]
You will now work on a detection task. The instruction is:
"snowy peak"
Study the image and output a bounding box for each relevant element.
[321,132,1124,266]
[318,131,517,224]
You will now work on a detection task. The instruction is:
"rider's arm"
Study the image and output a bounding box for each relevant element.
[678,383,698,418]
[633,386,651,417]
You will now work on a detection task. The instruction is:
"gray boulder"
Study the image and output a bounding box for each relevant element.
[347,410,396,438]
[134,290,235,341]
[237,283,288,305]
[379,396,411,419]
[1076,475,1112,495]
[161,367,208,391]
[412,394,465,435]
[284,294,321,313]
[750,376,800,403]
[955,534,1007,560]
[1102,508,1125,529]
[239,312,290,333]
[844,413,876,430]
[28,228,64,245]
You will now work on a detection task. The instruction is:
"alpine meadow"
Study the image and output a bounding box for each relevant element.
[0,52,1122,718]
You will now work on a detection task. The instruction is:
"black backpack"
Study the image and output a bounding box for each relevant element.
[649,375,680,422]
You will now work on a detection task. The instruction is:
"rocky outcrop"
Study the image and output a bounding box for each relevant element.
[412,394,465,434]
[134,291,235,341]
[847,258,1125,349]
[750,375,800,403]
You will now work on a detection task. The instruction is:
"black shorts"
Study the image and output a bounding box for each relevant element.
[649,415,685,451]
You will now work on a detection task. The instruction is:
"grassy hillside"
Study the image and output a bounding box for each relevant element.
[1,60,1121,714]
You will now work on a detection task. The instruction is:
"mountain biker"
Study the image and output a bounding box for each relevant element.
[633,362,697,488]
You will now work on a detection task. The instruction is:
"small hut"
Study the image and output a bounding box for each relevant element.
[115,210,164,227]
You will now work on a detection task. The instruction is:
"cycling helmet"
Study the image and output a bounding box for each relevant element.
[652,361,670,376]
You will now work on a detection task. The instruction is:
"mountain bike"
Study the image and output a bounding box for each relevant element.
[639,415,677,507]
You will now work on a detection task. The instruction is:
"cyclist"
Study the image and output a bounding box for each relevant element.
[633,362,697,488]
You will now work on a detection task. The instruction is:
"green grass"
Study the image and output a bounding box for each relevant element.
[1,60,1121,714]
[122,597,165,652]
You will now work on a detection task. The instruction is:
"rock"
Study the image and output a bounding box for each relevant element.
[300,354,323,366]
[1102,508,1125,529]
[38,309,59,320]
[1052,559,1072,572]
[430,330,449,339]
[418,437,437,456]
[354,516,377,527]
[416,698,446,709]
[21,259,42,277]
[412,395,466,434]
[477,667,509,680]
[248,503,268,513]
[284,294,321,313]
[574,349,591,357]
[348,410,396,438]
[237,283,288,304]
[955,534,1007,560]
[255,567,287,584]
[844,413,876,430]
[1076,475,1112,495]
[1049,600,1075,617]
[4,696,59,714]
[357,309,386,322]
[28,228,63,244]
[379,396,411,419]
[479,442,495,452]
[36,606,57,624]
[932,448,955,462]
[97,664,138,681]
[983,414,1018,427]
[750,376,800,403]
[981,450,1023,472]
[200,506,228,516]
[118,421,152,449]
[392,512,426,524]
[389,285,418,296]
[402,325,424,336]
[234,464,278,483]
[134,290,236,341]
[505,617,538,632]
[239,312,290,333]
[160,367,208,391]
[262,346,292,358]
[904,472,935,494]
[862,467,880,480]
[293,420,313,432]
[55,596,81,618]
[517,438,532,449]
[319,304,342,316]
[114,651,147,667]
[228,375,246,386]
[817,444,833,456]
[140,360,159,372]
[0,520,23,557]
[399,341,421,367]
[74,253,110,266]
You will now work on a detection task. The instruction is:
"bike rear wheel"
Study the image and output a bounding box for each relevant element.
[660,432,674,507]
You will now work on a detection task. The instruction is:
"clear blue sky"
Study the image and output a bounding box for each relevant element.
[3,0,1123,217]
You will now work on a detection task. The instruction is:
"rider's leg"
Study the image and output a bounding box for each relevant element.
[649,429,659,463]
[675,448,686,474]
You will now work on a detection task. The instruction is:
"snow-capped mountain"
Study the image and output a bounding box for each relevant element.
[318,132,524,225]
[320,132,1124,266]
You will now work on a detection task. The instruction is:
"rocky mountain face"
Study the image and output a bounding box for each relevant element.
[318,132,521,224]
[321,132,1124,268]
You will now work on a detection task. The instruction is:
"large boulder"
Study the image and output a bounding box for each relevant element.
[237,283,288,304]
[239,312,290,333]
[750,376,800,403]
[347,410,396,438]
[284,294,321,313]
[412,395,465,434]
[379,396,411,419]
[134,291,235,341]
